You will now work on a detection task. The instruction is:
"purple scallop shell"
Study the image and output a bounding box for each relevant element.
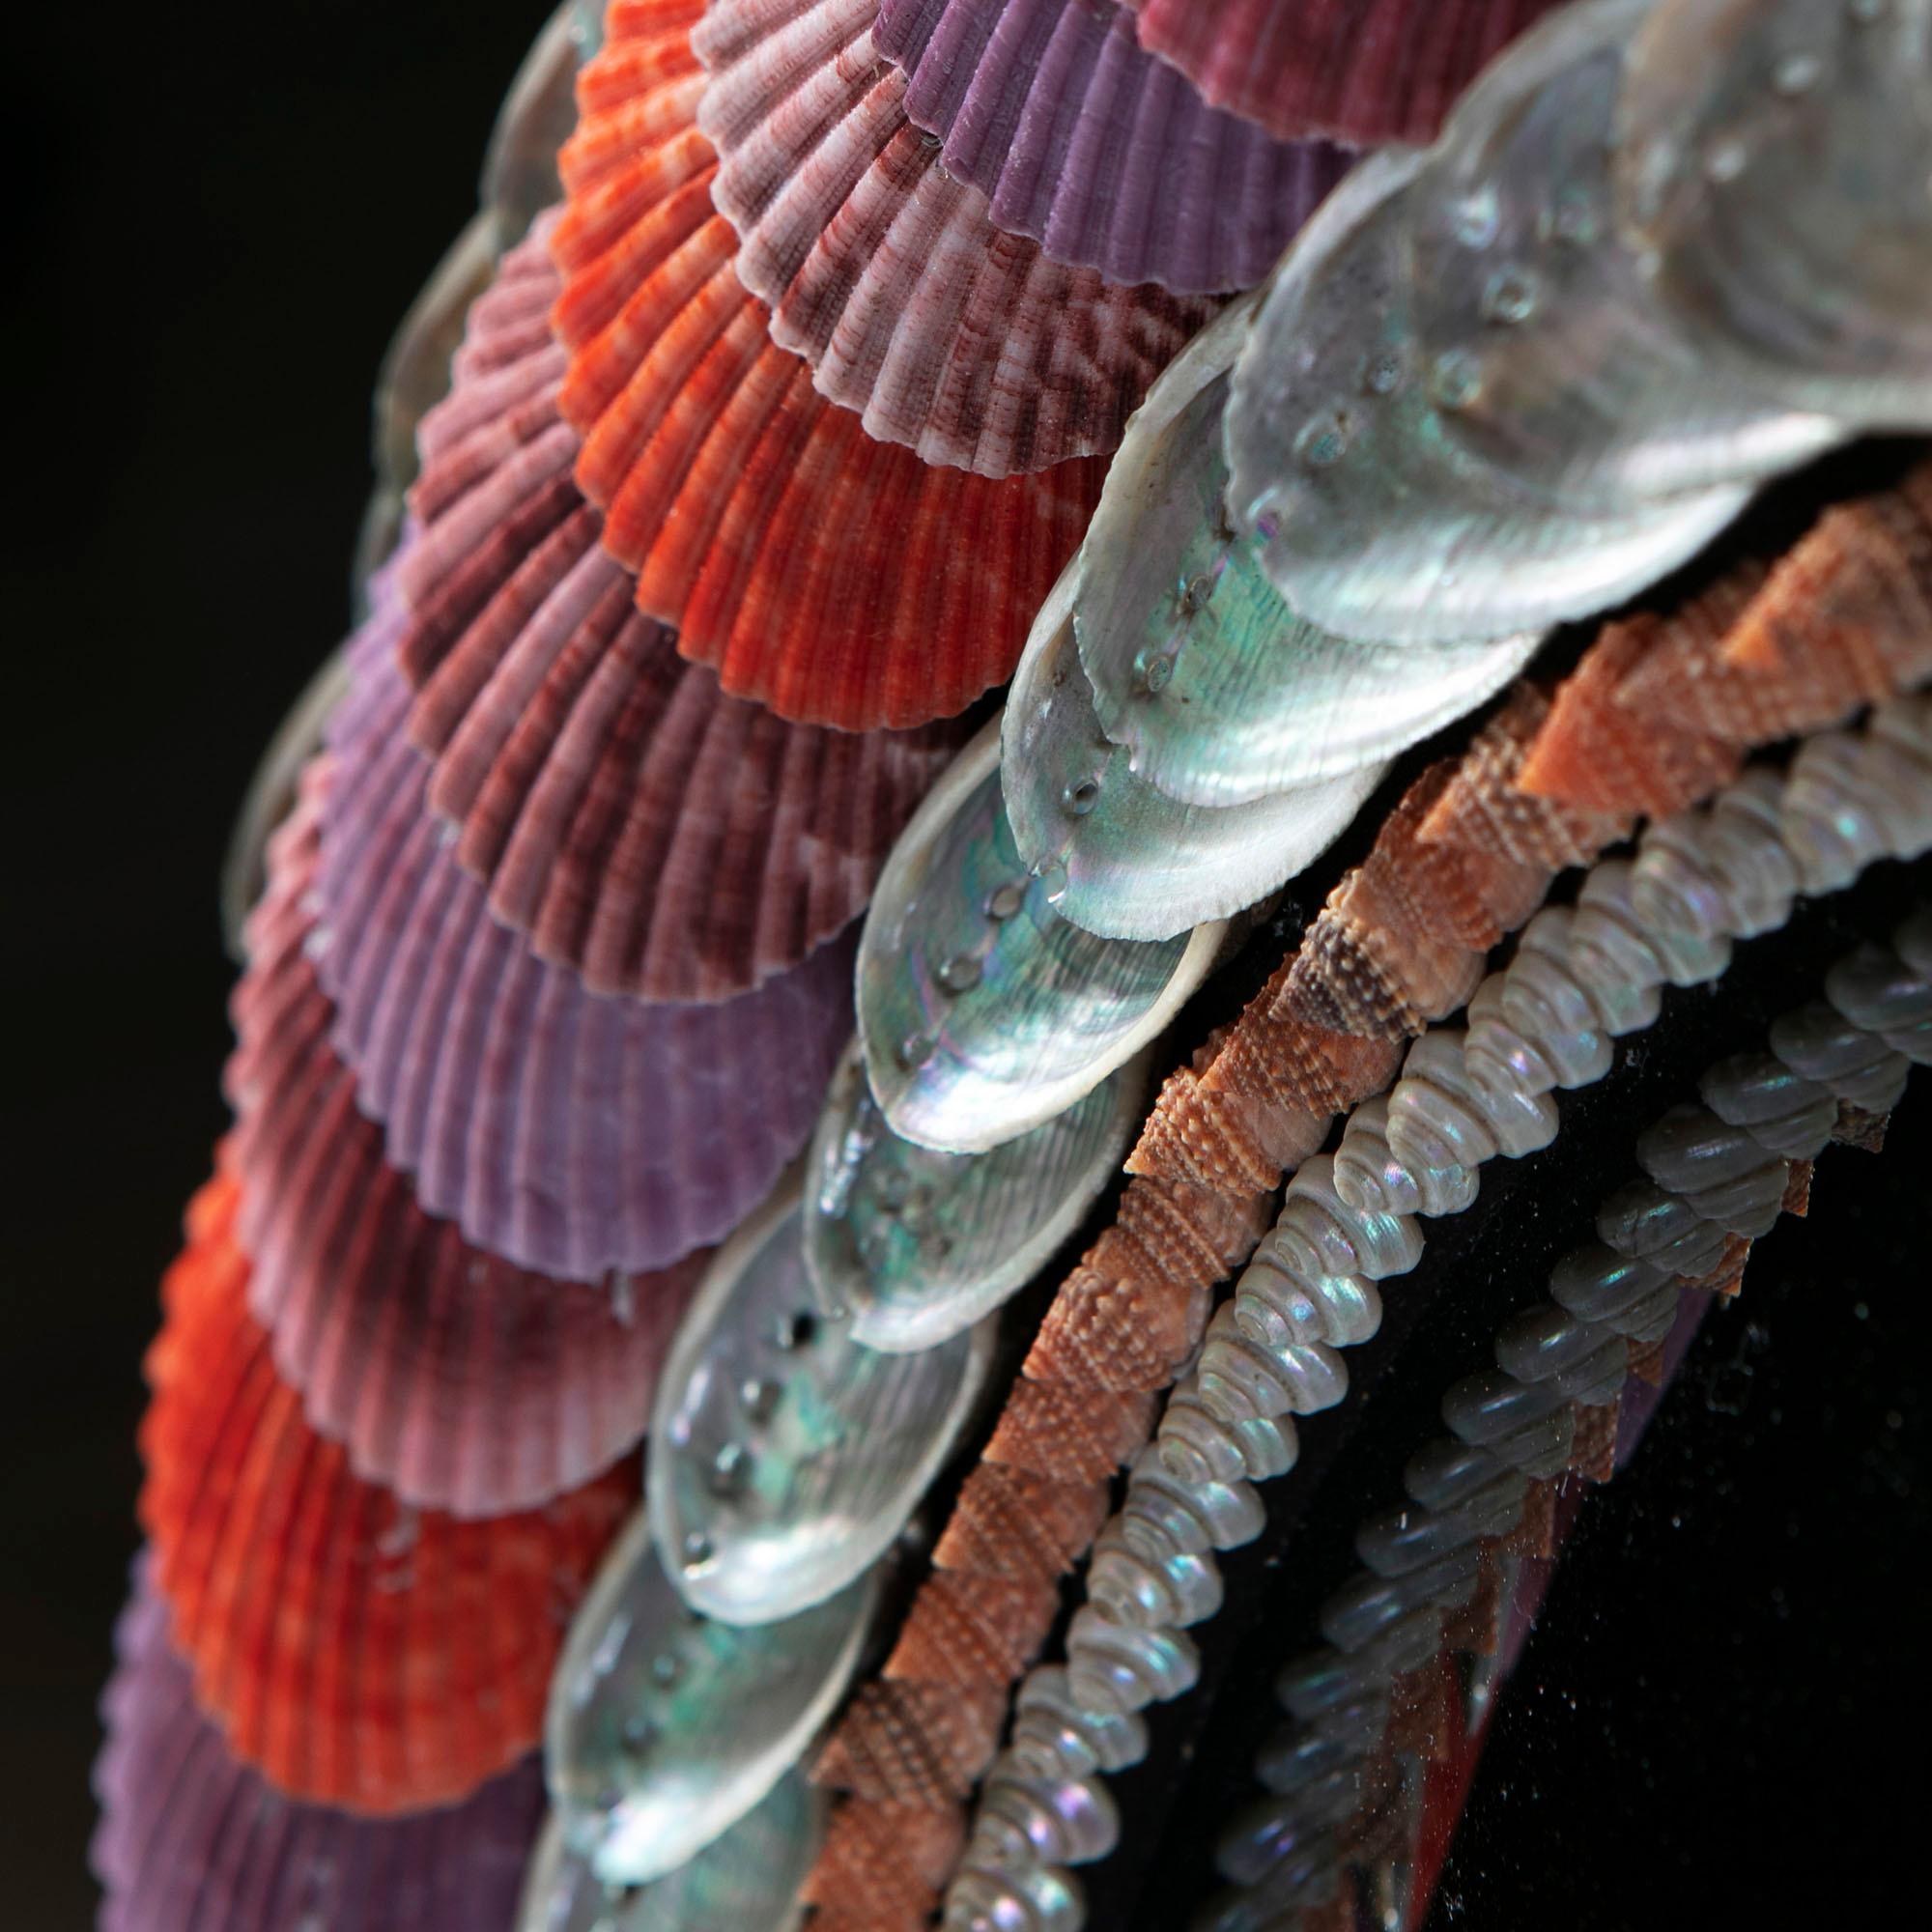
[308,590,856,1282]
[91,1558,544,1932]
[875,0,1351,293]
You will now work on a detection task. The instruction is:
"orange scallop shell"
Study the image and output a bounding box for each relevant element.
[137,1170,638,1814]
[551,0,1108,727]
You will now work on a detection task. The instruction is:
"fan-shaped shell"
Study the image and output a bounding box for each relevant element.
[314,625,857,1279]
[806,1040,1146,1351]
[546,1508,877,1884]
[398,238,967,1001]
[517,1776,822,1932]
[229,792,699,1517]
[1613,0,1932,427]
[1005,566,1389,939]
[1223,147,1752,646]
[550,3,1108,726]
[693,0,1215,470]
[650,1183,992,1622]
[1072,297,1542,814]
[856,721,1224,1151]
[1121,0,1563,147]
[92,1559,546,1932]
[137,1176,638,1814]
[875,0,1350,294]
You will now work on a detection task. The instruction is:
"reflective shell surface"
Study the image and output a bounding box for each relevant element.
[650,1186,992,1621]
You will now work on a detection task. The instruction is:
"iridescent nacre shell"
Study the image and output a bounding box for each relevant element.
[517,1773,819,1932]
[1006,574,1388,939]
[1224,149,1752,647]
[649,1186,993,1622]
[1614,0,1932,426]
[546,1511,875,1885]
[806,1042,1147,1352]
[857,722,1224,1151]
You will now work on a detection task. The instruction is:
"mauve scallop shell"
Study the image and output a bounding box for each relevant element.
[550,1,1107,727]
[399,238,967,1002]
[693,0,1214,473]
[137,1174,637,1815]
[875,0,1350,293]
[1122,0,1563,146]
[227,791,699,1518]
[310,623,856,1281]
[92,1558,545,1932]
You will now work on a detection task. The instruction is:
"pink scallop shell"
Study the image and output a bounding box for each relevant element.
[92,1558,545,1932]
[693,0,1215,472]
[875,0,1350,293]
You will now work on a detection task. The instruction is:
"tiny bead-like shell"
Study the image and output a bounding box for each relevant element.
[1158,1379,1302,1488]
[1636,1104,1776,1194]
[1353,1500,1484,1581]
[1463,972,1560,1098]
[1517,905,1661,1037]
[1196,1310,1350,1422]
[944,1858,1085,1932]
[1826,943,1932,1040]
[977,1769,1120,1867]
[1318,1545,1480,1656]
[1440,1370,1577,1477]
[1088,1521,1224,1630]
[1559,882,1669,1037]
[1770,999,1911,1109]
[1698,1050,1839,1159]
[1402,1437,1518,1513]
[1594,1181,1732,1276]
[1252,1726,1353,1801]
[1401,1027,1560,1161]
[1233,1262,1381,1353]
[1498,949,1614,1089]
[1122,1448,1267,1554]
[1330,1094,1427,1218]
[1547,1242,1676,1331]
[1014,1667,1150,1777]
[1261,1155,1425,1284]
[1065,1606,1201,1711]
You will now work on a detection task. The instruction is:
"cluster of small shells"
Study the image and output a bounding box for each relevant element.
[937,697,1932,1932]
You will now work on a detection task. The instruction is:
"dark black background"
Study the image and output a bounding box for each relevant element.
[2,4,1924,1927]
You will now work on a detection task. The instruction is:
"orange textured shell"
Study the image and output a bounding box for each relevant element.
[550,0,1108,728]
[693,0,1216,476]
[797,462,1932,1928]
[137,1170,638,1815]
[399,216,969,1002]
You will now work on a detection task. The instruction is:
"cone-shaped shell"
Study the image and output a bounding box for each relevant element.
[856,720,1224,1151]
[1005,566,1390,939]
[1071,296,1541,817]
[400,219,968,1001]
[1223,146,1751,647]
[316,626,857,1279]
[650,1183,993,1621]
[137,1177,638,1814]
[550,5,1108,726]
[229,791,700,1518]
[92,1559,545,1932]
[806,1040,1146,1351]
[516,1775,822,1932]
[1613,0,1932,427]
[875,0,1350,294]
[693,0,1215,470]
[546,1508,877,1884]
[1121,0,1563,147]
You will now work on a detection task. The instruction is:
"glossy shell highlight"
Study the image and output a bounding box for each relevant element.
[806,1040,1147,1351]
[545,1508,877,1883]
[649,1183,993,1622]
[93,1560,546,1932]
[694,0,1215,471]
[856,721,1225,1151]
[137,1175,637,1814]
[551,4,1108,726]
[876,0,1350,294]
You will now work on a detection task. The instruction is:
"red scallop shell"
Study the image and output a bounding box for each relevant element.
[398,221,969,1001]
[550,0,1108,727]
[1122,0,1561,146]
[137,1168,639,1814]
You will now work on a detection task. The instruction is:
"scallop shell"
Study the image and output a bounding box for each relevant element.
[856,720,1225,1152]
[546,1508,877,1884]
[1004,564,1389,939]
[1398,0,1838,510]
[517,1776,822,1932]
[693,0,1216,473]
[398,255,966,1002]
[551,5,1108,726]
[1066,296,1541,814]
[1222,146,1755,649]
[92,1560,545,1932]
[806,1040,1146,1352]
[315,626,857,1280]
[1121,0,1563,147]
[137,1179,638,1814]
[1613,0,1932,427]
[874,0,1350,294]
[650,1183,993,1621]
